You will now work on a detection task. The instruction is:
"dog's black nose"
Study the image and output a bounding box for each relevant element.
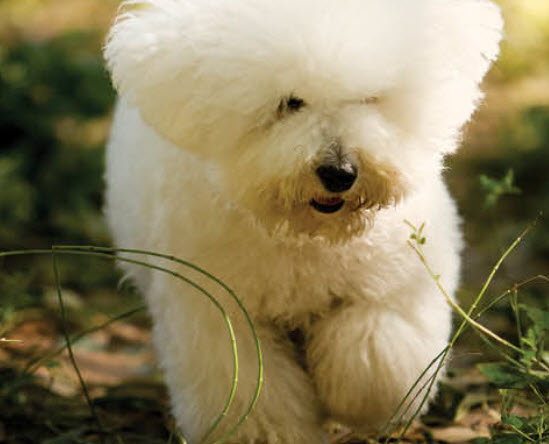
[316,164,357,192]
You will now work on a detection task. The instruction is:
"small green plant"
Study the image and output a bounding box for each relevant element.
[476,292,549,444]
[480,169,521,209]
[394,221,548,444]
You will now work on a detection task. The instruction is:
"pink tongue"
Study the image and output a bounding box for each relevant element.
[315,197,343,206]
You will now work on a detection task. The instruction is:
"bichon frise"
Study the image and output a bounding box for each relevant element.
[104,0,502,442]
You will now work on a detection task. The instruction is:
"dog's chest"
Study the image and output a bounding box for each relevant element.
[228,238,393,321]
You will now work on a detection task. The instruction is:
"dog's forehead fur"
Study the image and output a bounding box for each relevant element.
[164,0,417,96]
[106,0,502,151]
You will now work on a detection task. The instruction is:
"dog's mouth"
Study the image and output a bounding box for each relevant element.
[310,197,345,214]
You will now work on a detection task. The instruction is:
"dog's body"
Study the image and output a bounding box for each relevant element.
[104,0,502,442]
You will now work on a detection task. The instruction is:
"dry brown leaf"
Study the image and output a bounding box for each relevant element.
[428,425,490,443]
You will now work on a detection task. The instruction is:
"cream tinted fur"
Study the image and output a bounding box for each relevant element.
[104,0,503,442]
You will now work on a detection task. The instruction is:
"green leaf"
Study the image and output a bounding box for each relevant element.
[479,169,521,208]
[520,305,549,332]
[490,434,528,444]
[519,347,536,368]
[478,363,533,389]
[502,415,526,429]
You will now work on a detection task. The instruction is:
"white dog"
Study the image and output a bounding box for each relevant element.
[104,0,502,442]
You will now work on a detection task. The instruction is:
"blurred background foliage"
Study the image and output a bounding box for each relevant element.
[448,0,549,314]
[0,0,548,442]
[0,0,119,295]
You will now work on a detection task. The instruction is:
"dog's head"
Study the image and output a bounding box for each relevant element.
[105,0,502,242]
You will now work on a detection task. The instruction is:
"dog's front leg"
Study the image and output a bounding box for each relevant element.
[307,301,450,433]
[147,273,328,444]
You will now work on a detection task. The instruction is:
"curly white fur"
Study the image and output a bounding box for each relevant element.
[104,0,503,442]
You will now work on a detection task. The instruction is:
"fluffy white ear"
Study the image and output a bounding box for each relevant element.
[104,0,224,149]
[429,0,503,85]
[105,1,189,96]
[406,0,504,151]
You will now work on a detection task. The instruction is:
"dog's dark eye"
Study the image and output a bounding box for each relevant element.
[287,96,305,110]
[278,95,306,117]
